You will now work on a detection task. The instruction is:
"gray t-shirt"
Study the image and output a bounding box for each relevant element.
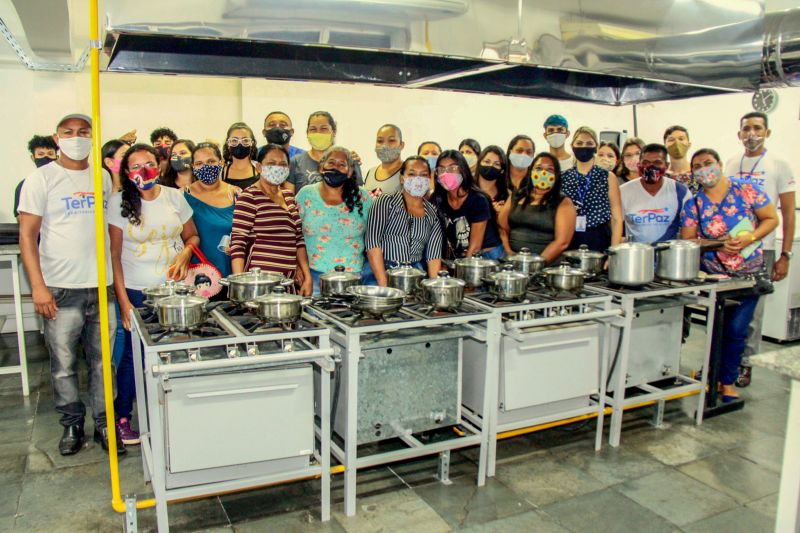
[364,166,401,196]
[289,151,363,193]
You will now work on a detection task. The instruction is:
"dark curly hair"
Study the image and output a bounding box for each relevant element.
[120,143,159,226]
[319,146,363,216]
[160,139,197,188]
[222,122,258,163]
[150,127,177,144]
[28,134,59,155]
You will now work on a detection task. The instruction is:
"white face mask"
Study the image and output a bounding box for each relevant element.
[58,136,92,161]
[596,157,616,171]
[509,153,534,169]
[546,132,567,149]
[261,165,290,185]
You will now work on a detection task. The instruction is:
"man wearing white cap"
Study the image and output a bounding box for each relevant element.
[18,113,125,456]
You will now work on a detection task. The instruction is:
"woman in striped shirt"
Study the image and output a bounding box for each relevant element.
[365,156,444,286]
[229,143,312,295]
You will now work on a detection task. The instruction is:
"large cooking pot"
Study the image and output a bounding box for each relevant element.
[154,293,210,329]
[319,265,360,297]
[541,263,586,292]
[607,242,655,286]
[506,248,546,276]
[483,264,529,300]
[420,271,466,309]
[562,244,605,276]
[245,286,307,323]
[387,262,426,295]
[142,280,194,307]
[654,240,702,281]
[219,267,293,303]
[454,255,499,288]
[346,285,406,316]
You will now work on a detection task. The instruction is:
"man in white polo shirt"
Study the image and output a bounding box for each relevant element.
[725,111,796,386]
[18,113,125,456]
[620,143,691,244]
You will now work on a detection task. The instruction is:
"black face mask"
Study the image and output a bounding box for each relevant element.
[155,145,171,161]
[34,156,56,168]
[479,165,503,181]
[170,156,192,172]
[573,146,597,163]
[230,144,251,160]
[322,169,349,188]
[264,127,291,145]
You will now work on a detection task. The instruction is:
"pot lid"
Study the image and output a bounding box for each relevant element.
[454,255,499,268]
[226,267,288,284]
[253,286,304,305]
[659,239,701,249]
[157,294,208,309]
[563,244,605,259]
[488,267,529,282]
[143,280,194,296]
[608,242,654,252]
[507,247,546,264]
[320,265,360,282]
[421,271,466,289]
[387,262,426,278]
[542,263,585,276]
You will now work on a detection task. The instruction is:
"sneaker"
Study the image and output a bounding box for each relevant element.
[735,365,752,388]
[116,418,140,445]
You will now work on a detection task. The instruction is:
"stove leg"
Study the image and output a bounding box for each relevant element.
[652,399,666,429]
[436,451,452,485]
[695,294,716,425]
[343,334,360,517]
[319,352,332,522]
[480,317,501,481]
[123,495,138,533]
[609,303,633,448]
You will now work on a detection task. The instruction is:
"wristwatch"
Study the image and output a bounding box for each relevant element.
[781,251,793,260]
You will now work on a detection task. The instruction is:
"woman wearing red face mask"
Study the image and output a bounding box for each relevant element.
[108,143,199,445]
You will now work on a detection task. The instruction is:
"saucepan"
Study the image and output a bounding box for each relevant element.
[483,264,530,300]
[142,280,195,307]
[505,248,546,276]
[540,263,587,293]
[153,293,212,329]
[562,245,605,277]
[420,271,466,309]
[219,267,294,304]
[245,287,311,323]
[655,239,725,282]
[319,266,361,297]
[346,285,406,316]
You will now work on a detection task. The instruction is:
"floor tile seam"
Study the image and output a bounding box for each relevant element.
[605,484,698,528]
[675,453,778,502]
[216,495,234,529]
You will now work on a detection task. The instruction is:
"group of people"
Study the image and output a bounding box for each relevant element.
[14,107,794,456]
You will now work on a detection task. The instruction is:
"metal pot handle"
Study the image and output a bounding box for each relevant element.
[279,278,295,287]
[244,301,258,309]
[218,278,230,287]
[701,241,725,250]
[654,242,671,251]
[605,249,617,256]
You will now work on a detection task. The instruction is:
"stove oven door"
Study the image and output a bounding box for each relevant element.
[163,365,314,473]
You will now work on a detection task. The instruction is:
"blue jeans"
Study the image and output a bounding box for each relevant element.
[43,286,116,428]
[115,288,144,420]
[481,245,506,261]
[112,303,125,368]
[310,269,323,296]
[720,295,760,386]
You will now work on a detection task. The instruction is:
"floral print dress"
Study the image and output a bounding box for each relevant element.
[681,181,769,275]
[296,183,373,273]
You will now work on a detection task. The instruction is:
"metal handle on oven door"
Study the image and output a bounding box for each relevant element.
[186,384,299,399]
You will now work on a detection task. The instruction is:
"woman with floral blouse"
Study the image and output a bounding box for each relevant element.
[296,145,372,294]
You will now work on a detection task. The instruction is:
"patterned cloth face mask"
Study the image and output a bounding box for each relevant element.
[193,164,222,185]
[261,165,290,185]
[693,163,723,188]
[128,166,160,190]
[403,175,430,197]
[531,168,556,191]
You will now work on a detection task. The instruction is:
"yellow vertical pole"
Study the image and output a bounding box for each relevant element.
[88,0,124,505]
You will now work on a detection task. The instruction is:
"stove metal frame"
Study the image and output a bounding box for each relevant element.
[130,307,335,532]
[586,280,719,447]
[307,302,498,518]
[463,290,620,477]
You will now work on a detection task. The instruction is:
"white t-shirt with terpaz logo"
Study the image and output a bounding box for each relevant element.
[620,177,691,244]
[725,150,795,251]
[17,162,113,289]
[107,186,194,290]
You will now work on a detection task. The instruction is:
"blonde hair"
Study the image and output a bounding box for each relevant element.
[572,126,598,145]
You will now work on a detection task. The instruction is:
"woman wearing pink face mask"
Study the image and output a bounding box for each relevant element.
[680,148,777,403]
[108,143,199,445]
[433,150,504,259]
[101,139,130,192]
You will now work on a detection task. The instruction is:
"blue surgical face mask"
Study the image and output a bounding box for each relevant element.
[425,155,438,172]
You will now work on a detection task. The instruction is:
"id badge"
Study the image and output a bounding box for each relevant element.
[576,215,587,232]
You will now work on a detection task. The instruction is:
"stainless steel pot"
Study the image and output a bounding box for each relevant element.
[454,255,499,288]
[483,265,530,299]
[245,287,307,323]
[346,285,406,316]
[506,248,546,276]
[154,293,210,329]
[655,240,702,281]
[142,280,194,307]
[541,263,586,292]
[219,267,293,303]
[607,242,655,286]
[420,271,466,309]
[319,266,360,297]
[563,244,605,276]
[387,262,427,295]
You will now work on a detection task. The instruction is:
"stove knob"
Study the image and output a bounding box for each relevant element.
[228,347,240,358]
[247,346,258,357]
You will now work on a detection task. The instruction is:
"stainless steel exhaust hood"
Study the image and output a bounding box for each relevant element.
[102,0,798,105]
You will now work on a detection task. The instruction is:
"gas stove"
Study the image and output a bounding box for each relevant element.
[136,306,234,346]
[585,275,716,301]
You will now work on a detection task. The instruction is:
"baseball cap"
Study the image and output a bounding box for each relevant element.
[543,114,568,129]
[56,113,92,130]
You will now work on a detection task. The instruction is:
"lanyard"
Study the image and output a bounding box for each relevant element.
[738,149,767,181]
[575,168,593,213]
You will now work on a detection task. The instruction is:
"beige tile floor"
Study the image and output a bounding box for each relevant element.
[0,327,791,532]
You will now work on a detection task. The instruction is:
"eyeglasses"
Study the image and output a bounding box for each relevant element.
[227,138,254,147]
[129,162,158,171]
[435,165,460,175]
